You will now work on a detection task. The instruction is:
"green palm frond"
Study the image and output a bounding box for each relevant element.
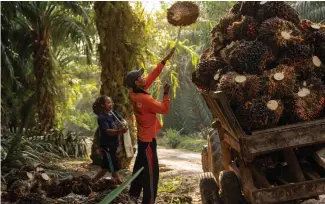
[294,1,325,22]
[170,70,179,98]
[14,1,92,62]
[1,15,33,89]
[16,2,41,26]
[50,15,92,63]
[61,1,90,25]
[176,40,200,67]
[1,43,15,80]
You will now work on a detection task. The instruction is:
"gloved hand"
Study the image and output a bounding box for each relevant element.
[164,84,171,95]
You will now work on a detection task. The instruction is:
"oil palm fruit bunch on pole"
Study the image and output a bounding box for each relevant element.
[192,1,325,134]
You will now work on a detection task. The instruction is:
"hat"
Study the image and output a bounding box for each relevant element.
[124,68,144,88]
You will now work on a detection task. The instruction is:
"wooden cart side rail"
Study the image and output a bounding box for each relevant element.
[214,120,241,152]
[252,119,325,136]
[241,120,325,161]
[201,91,237,138]
[252,178,325,204]
[211,91,246,139]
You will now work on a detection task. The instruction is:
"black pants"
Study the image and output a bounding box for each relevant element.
[129,138,159,204]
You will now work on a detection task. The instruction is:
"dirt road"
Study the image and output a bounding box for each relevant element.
[156,147,203,203]
[154,147,325,204]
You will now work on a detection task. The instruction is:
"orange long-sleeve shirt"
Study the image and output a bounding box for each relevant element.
[129,63,170,142]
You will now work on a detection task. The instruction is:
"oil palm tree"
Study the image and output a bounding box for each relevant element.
[2,2,92,162]
[12,1,92,134]
[93,1,146,168]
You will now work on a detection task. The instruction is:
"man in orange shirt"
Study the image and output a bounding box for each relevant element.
[124,48,175,204]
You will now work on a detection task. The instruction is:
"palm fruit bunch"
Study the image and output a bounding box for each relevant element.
[46,177,73,198]
[71,175,92,196]
[229,40,274,75]
[256,1,300,25]
[193,57,229,90]
[302,22,325,64]
[258,17,303,52]
[265,65,296,98]
[227,16,258,41]
[230,1,261,18]
[234,99,284,133]
[278,44,313,65]
[293,78,325,121]
[218,72,261,106]
[294,57,325,81]
[211,13,241,42]
[304,29,325,45]
[33,173,52,193]
[220,41,240,64]
[192,1,325,134]
[90,178,116,192]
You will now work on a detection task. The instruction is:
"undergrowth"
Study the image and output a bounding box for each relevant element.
[158,129,207,152]
[158,176,181,193]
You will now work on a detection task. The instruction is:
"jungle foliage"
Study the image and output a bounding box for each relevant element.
[2,1,323,162]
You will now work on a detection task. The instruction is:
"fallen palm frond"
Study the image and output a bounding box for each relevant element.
[1,127,89,166]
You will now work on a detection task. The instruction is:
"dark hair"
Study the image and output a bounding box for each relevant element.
[92,95,112,115]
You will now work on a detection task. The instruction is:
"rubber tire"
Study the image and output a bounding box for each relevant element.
[209,129,223,181]
[199,172,221,204]
[219,170,246,204]
[201,145,209,172]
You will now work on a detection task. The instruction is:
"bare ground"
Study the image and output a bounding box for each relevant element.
[59,147,325,204]
[155,147,202,204]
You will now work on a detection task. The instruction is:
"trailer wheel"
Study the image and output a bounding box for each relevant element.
[199,172,221,204]
[201,145,209,172]
[219,170,245,204]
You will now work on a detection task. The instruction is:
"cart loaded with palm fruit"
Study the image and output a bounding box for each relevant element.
[191,2,325,204]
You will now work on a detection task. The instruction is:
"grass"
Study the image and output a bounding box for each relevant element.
[158,129,207,152]
[158,176,182,193]
[177,137,207,152]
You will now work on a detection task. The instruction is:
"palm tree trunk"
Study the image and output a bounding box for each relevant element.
[32,31,56,134]
[94,1,143,168]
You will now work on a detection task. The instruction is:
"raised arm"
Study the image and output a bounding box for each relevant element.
[144,47,176,90]
[143,94,170,114]
[144,63,164,90]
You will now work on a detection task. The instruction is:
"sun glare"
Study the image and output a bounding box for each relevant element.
[142,1,162,12]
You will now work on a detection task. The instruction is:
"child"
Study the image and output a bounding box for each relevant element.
[91,95,128,184]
